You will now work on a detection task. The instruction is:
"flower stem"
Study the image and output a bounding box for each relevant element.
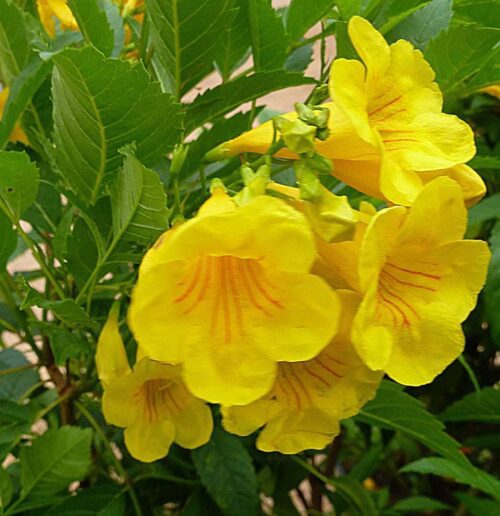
[457,354,480,393]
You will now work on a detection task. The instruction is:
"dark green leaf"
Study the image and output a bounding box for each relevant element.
[454,492,500,516]
[45,484,126,516]
[0,349,38,402]
[0,56,52,150]
[440,388,500,424]
[15,427,92,508]
[182,488,220,516]
[248,0,287,71]
[68,0,124,57]
[0,400,33,460]
[0,0,30,83]
[469,155,500,171]
[330,477,378,516]
[147,0,234,98]
[385,0,452,49]
[215,0,252,82]
[425,25,500,95]
[0,211,16,269]
[192,425,259,516]
[0,468,13,510]
[334,21,358,59]
[286,0,335,42]
[49,328,89,366]
[23,173,62,234]
[52,46,181,205]
[357,381,471,468]
[285,43,314,72]
[0,150,39,221]
[485,222,500,346]
[110,149,169,245]
[66,217,99,289]
[392,495,451,512]
[454,0,500,29]
[401,457,500,501]
[184,71,315,133]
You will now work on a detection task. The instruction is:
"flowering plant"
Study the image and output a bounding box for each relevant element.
[0,1,499,514]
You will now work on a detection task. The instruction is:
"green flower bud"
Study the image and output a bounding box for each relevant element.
[170,144,188,175]
[294,160,322,200]
[274,117,317,155]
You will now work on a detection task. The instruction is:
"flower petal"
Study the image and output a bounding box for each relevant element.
[170,395,213,449]
[221,399,281,436]
[124,419,175,463]
[102,375,140,427]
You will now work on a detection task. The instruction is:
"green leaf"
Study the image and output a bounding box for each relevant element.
[484,222,500,346]
[182,488,221,516]
[392,495,451,512]
[0,0,30,83]
[68,0,124,57]
[469,155,500,171]
[0,400,33,460]
[66,217,100,289]
[440,388,500,424]
[110,149,169,245]
[52,46,181,205]
[385,0,452,49]
[454,492,500,516]
[17,276,97,330]
[285,43,314,72]
[45,485,126,516]
[0,56,52,150]
[454,0,500,29]
[401,457,500,501]
[425,24,500,95]
[0,211,16,269]
[357,381,471,468]
[192,425,259,516]
[147,0,234,98]
[286,0,335,42]
[14,427,92,509]
[329,477,378,516]
[248,0,287,72]
[0,468,13,510]
[215,0,252,82]
[0,349,38,402]
[49,328,89,366]
[184,71,315,133]
[0,151,39,221]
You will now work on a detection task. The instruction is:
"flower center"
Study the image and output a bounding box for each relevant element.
[137,378,181,423]
[174,256,283,343]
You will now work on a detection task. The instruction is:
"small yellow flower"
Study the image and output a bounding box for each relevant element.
[97,308,213,463]
[481,84,500,99]
[206,17,485,207]
[222,291,382,454]
[37,0,78,37]
[322,178,490,385]
[128,188,341,406]
[0,88,28,145]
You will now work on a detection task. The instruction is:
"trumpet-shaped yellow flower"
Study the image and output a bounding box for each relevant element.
[321,177,490,386]
[37,0,78,37]
[222,291,382,454]
[97,309,213,463]
[206,17,485,207]
[0,88,28,145]
[128,188,341,406]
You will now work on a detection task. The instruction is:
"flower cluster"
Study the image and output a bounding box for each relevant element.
[96,16,490,462]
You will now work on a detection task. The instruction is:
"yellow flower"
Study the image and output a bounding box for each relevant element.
[482,84,500,99]
[322,177,490,386]
[0,88,28,145]
[97,308,213,463]
[37,0,78,37]
[128,187,341,406]
[222,291,382,454]
[206,17,485,207]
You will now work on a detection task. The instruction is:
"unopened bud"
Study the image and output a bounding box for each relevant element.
[294,160,322,200]
[170,144,188,175]
[274,117,316,155]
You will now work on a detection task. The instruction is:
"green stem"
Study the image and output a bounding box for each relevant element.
[0,363,36,377]
[75,400,143,516]
[35,387,74,421]
[458,354,481,393]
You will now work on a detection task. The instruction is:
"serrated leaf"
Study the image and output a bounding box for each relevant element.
[248,0,287,72]
[0,0,30,83]
[330,477,378,516]
[485,222,500,346]
[425,24,500,95]
[147,0,234,98]
[0,210,16,269]
[385,0,452,49]
[49,328,89,366]
[66,217,99,289]
[192,425,259,516]
[401,457,500,501]
[52,46,181,205]
[454,0,500,29]
[440,388,500,424]
[68,0,124,57]
[0,150,39,221]
[0,56,52,150]
[357,381,471,468]
[392,495,451,512]
[17,427,92,504]
[45,484,126,516]
[0,400,33,461]
[286,0,335,42]
[0,349,38,402]
[454,492,500,516]
[184,71,315,133]
[110,149,169,245]
[215,0,252,82]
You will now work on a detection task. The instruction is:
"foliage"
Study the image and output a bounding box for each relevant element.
[0,0,498,514]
